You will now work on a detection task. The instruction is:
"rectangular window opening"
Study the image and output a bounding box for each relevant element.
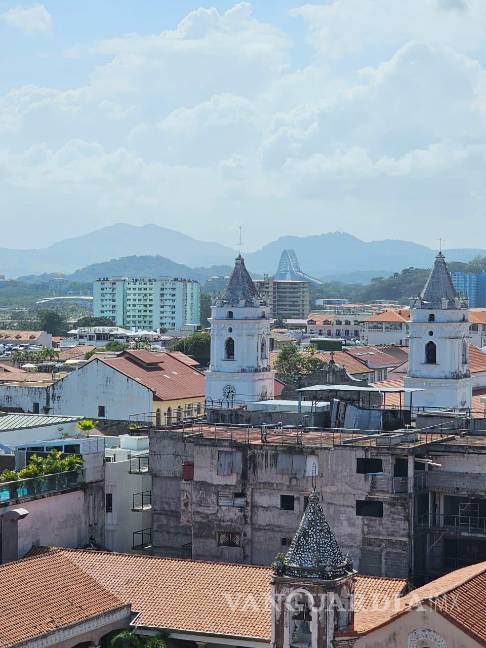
[356,500,383,518]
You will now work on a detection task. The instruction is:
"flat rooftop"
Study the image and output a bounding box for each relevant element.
[156,423,473,450]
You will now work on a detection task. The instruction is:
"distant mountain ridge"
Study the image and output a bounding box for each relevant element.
[2,224,486,280]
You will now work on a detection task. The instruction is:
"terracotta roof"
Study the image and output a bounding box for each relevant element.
[307,313,336,325]
[0,552,127,648]
[58,345,95,361]
[36,549,406,641]
[469,309,486,325]
[365,309,410,323]
[375,345,409,364]
[469,345,486,374]
[317,351,373,376]
[168,351,200,367]
[358,561,486,643]
[97,350,205,401]
[344,346,401,369]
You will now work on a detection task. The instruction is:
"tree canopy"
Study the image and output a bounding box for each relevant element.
[172,331,210,366]
[274,344,327,381]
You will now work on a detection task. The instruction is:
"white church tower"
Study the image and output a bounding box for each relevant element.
[405,252,471,411]
[205,255,275,405]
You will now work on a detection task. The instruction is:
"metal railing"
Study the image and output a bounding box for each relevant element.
[418,513,486,536]
[132,490,152,511]
[129,456,149,474]
[132,528,152,550]
[0,470,84,505]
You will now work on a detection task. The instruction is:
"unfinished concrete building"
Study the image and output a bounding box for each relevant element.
[150,420,486,583]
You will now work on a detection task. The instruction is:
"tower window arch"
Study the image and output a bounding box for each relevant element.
[425,340,437,364]
[462,339,468,364]
[260,337,267,360]
[225,337,235,360]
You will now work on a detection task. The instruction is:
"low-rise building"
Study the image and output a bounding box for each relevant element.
[0,349,205,424]
[0,329,52,347]
[104,434,151,553]
[362,309,411,345]
[1,498,485,647]
[307,312,363,340]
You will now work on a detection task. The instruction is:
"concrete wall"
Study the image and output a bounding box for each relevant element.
[0,420,82,451]
[0,359,153,420]
[151,433,411,578]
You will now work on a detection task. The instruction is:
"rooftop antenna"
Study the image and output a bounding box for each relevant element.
[437,238,445,254]
[238,225,243,256]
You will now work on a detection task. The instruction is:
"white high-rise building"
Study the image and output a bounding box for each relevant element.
[405,252,471,411]
[93,277,201,332]
[205,255,274,405]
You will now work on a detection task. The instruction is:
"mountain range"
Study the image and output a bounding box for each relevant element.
[3,223,486,282]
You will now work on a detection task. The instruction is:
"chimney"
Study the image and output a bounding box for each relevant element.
[1,508,29,563]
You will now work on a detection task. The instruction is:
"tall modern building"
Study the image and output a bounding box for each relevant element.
[93,277,201,332]
[254,278,310,319]
[451,271,486,307]
[275,249,322,284]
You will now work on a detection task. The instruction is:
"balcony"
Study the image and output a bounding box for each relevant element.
[0,470,84,505]
[129,456,149,474]
[418,513,486,537]
[132,490,152,511]
[132,528,152,550]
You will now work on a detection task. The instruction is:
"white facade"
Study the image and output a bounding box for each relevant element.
[363,321,409,346]
[104,435,151,553]
[405,253,472,411]
[0,358,153,420]
[93,277,201,332]
[205,256,275,405]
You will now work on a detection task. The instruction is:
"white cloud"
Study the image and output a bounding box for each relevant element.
[2,1,486,249]
[1,4,52,34]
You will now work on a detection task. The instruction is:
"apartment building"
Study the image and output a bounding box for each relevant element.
[150,421,486,583]
[451,270,486,307]
[254,278,310,319]
[93,276,201,332]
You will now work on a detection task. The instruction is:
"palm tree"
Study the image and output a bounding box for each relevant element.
[108,630,142,648]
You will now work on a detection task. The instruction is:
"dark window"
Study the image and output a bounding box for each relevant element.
[98,405,106,418]
[281,537,293,546]
[105,493,113,513]
[32,402,40,414]
[217,531,241,547]
[227,311,233,319]
[64,444,80,455]
[304,495,309,510]
[425,341,436,364]
[356,500,383,517]
[280,494,295,510]
[356,458,383,474]
[428,313,435,322]
[225,337,235,360]
[394,458,408,478]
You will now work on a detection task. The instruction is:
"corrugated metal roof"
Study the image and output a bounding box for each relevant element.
[0,414,82,431]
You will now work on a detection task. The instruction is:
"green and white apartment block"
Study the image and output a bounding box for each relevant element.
[93,277,201,332]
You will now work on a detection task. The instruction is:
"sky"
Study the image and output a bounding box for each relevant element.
[1,0,486,251]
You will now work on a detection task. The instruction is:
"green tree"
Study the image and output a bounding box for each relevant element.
[274,344,327,381]
[104,341,128,352]
[200,292,212,328]
[38,310,68,336]
[173,331,210,366]
[76,316,116,327]
[108,631,142,648]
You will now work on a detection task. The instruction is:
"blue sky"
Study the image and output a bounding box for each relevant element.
[1,0,486,250]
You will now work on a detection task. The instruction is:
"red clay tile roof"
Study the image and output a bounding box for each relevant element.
[168,351,200,367]
[39,549,406,641]
[96,350,205,401]
[0,330,45,341]
[469,345,486,374]
[344,346,401,369]
[356,561,486,643]
[364,309,410,323]
[469,309,486,325]
[318,350,373,376]
[58,345,95,361]
[0,551,127,648]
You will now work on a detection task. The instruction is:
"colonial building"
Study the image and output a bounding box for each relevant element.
[405,252,472,411]
[205,255,275,405]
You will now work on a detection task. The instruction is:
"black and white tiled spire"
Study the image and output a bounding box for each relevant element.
[277,491,353,580]
[221,255,260,307]
[419,252,459,309]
